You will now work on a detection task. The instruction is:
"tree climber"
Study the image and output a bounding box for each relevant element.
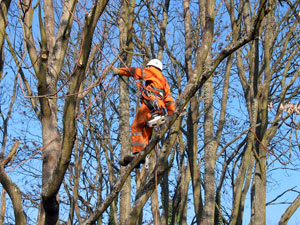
[113,59,176,168]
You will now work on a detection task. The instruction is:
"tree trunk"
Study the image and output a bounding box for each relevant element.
[178,161,190,225]
[183,0,203,223]
[251,4,274,224]
[201,75,216,225]
[118,0,135,223]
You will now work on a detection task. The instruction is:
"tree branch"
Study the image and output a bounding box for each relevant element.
[279,193,300,225]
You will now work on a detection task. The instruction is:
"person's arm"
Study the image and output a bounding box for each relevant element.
[119,67,144,80]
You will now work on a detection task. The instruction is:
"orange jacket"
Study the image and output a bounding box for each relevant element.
[119,66,176,114]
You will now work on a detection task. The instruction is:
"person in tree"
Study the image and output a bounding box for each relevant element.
[113,59,176,168]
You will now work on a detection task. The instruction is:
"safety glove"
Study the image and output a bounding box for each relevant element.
[112,67,120,75]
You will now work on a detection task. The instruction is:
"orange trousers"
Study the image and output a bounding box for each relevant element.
[131,103,153,153]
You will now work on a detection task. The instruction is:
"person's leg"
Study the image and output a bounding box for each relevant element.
[131,104,152,154]
[119,104,152,167]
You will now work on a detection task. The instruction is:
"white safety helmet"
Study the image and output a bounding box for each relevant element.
[146,59,163,71]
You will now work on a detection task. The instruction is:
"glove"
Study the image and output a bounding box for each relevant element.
[112,67,120,75]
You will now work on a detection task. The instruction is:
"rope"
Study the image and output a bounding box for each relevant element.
[75,76,115,121]
[17,0,134,101]
[6,134,61,173]
[249,128,291,165]
[7,72,116,173]
[154,126,159,225]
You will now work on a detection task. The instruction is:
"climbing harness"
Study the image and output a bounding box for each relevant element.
[136,81,167,127]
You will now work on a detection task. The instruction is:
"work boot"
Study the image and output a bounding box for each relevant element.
[119,152,145,168]
[119,155,135,167]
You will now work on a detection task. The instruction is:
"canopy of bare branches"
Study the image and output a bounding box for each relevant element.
[0,0,300,225]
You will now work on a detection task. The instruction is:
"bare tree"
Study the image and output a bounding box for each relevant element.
[2,0,300,225]
[3,0,109,224]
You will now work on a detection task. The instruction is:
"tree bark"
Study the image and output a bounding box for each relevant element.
[199,1,216,224]
[178,161,190,225]
[0,0,12,78]
[157,0,170,60]
[0,189,5,225]
[202,76,217,225]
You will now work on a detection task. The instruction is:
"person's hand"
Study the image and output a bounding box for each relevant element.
[112,67,120,75]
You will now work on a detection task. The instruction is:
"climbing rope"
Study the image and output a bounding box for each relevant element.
[249,127,291,165]
[154,125,160,225]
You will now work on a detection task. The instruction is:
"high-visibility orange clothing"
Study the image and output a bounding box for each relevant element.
[119,66,176,153]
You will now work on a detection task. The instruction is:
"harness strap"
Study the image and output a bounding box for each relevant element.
[136,81,164,101]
